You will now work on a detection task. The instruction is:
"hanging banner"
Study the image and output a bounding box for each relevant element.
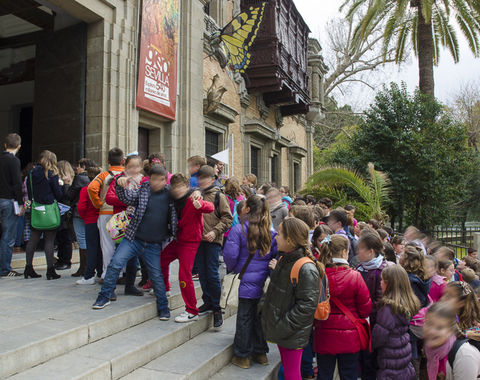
[136,0,179,120]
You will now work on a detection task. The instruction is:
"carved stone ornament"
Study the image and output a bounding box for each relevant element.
[204,74,228,115]
[256,95,271,120]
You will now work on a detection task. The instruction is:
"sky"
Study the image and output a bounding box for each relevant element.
[293,0,480,110]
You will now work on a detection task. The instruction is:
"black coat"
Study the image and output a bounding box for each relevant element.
[261,248,319,349]
[66,172,89,217]
[27,165,63,205]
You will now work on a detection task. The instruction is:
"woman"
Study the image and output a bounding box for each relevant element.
[24,150,63,280]
[223,195,277,369]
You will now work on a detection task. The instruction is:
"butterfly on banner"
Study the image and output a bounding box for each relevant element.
[208,2,266,73]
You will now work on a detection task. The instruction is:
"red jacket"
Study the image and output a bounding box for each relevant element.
[105,173,148,214]
[176,197,214,243]
[314,265,372,355]
[77,186,99,225]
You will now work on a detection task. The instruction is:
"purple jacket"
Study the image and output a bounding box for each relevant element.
[372,305,416,380]
[358,259,387,326]
[223,221,277,299]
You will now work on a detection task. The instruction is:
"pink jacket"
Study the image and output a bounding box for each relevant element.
[429,274,446,302]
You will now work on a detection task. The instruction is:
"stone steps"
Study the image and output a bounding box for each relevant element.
[1,267,199,378]
[11,250,80,270]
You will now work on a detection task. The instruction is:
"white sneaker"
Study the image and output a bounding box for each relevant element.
[174,311,198,323]
[76,277,95,285]
[149,289,154,296]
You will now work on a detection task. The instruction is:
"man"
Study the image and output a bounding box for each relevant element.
[0,133,24,277]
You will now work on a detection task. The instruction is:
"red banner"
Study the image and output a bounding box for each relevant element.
[136,0,179,120]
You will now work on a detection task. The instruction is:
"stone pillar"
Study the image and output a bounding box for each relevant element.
[474,232,480,253]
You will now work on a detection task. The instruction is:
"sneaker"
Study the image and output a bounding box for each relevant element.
[174,311,198,323]
[76,277,95,285]
[149,289,155,296]
[198,304,213,316]
[158,309,171,321]
[125,287,144,296]
[192,274,200,281]
[55,263,71,270]
[2,270,21,277]
[110,291,117,301]
[92,296,110,309]
[213,310,223,329]
[142,280,153,291]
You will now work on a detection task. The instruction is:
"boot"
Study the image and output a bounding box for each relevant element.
[46,266,61,280]
[72,249,87,277]
[251,353,269,366]
[24,264,41,279]
[231,356,250,369]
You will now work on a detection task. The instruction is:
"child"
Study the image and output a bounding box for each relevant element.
[240,184,253,199]
[429,259,454,302]
[187,155,206,188]
[76,166,103,285]
[266,188,288,231]
[87,147,124,278]
[146,153,172,183]
[461,268,479,293]
[224,177,245,235]
[242,173,257,194]
[311,225,333,261]
[289,205,315,242]
[223,195,277,369]
[383,243,398,265]
[261,218,321,380]
[356,231,388,380]
[314,234,372,380]
[372,265,420,380]
[105,155,147,296]
[424,255,438,280]
[424,302,480,380]
[279,186,293,209]
[160,173,214,323]
[441,281,480,334]
[195,165,233,328]
[92,166,175,320]
[401,246,432,308]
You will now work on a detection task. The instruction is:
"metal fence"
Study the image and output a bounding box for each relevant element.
[424,225,480,258]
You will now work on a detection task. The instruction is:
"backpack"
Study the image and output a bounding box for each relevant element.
[448,338,480,368]
[228,196,240,228]
[290,257,330,321]
[213,190,224,218]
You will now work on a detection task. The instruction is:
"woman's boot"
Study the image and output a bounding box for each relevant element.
[24,264,41,279]
[72,249,87,277]
[46,266,61,280]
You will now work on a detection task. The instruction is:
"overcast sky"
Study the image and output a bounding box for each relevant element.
[294,0,480,109]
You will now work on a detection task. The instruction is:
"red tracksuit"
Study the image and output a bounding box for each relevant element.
[161,197,214,315]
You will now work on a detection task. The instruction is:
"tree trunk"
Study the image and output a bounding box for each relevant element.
[417,6,435,97]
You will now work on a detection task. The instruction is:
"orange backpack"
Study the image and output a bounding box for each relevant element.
[290,257,330,321]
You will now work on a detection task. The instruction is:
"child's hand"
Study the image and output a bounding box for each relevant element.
[117,177,128,188]
[190,190,202,201]
[193,199,202,209]
[204,231,216,242]
[269,259,277,270]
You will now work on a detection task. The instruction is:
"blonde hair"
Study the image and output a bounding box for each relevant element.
[380,264,420,319]
[401,245,427,280]
[446,281,480,331]
[225,177,242,200]
[38,150,58,178]
[279,218,325,279]
[57,160,74,182]
[244,173,257,187]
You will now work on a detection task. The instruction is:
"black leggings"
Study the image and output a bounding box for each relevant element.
[26,229,57,268]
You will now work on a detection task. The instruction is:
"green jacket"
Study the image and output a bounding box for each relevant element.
[261,248,320,349]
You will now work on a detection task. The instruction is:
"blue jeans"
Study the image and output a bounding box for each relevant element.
[196,242,222,310]
[73,216,86,250]
[0,199,18,275]
[15,214,25,247]
[98,238,169,312]
[301,333,314,377]
[317,352,360,380]
[84,222,102,279]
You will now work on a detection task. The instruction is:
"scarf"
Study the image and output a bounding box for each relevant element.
[358,255,384,272]
[173,189,193,216]
[332,258,349,266]
[425,334,456,380]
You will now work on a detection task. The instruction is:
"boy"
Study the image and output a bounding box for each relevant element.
[88,147,124,278]
[187,155,206,188]
[266,188,288,231]
[92,166,175,320]
[161,173,214,323]
[195,165,233,328]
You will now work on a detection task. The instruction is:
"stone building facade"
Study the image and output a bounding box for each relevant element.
[0,0,327,192]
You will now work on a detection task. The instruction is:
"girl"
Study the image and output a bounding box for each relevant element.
[372,265,420,380]
[24,150,63,280]
[356,232,387,380]
[424,302,480,380]
[314,234,372,380]
[391,235,405,259]
[224,177,246,235]
[223,195,277,369]
[311,225,333,262]
[279,186,293,209]
[429,259,454,302]
[105,155,147,295]
[242,173,257,194]
[441,281,480,334]
[261,218,322,380]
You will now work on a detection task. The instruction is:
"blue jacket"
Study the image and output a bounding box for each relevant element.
[223,221,277,299]
[190,172,198,188]
[27,165,63,205]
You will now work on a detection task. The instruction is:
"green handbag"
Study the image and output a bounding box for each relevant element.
[29,171,61,230]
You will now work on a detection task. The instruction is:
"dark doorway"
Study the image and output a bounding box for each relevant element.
[18,106,33,168]
[138,127,149,160]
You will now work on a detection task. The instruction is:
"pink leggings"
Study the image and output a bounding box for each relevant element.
[278,345,303,380]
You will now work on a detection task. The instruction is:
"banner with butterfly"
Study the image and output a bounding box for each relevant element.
[207,2,266,73]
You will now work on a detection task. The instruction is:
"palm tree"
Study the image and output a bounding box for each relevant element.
[341,0,480,97]
[304,163,391,221]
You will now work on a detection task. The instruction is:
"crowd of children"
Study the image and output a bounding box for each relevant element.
[5,137,480,380]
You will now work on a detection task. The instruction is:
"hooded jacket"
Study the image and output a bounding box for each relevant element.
[270,202,288,231]
[261,248,320,350]
[223,221,277,299]
[66,172,89,217]
[408,273,431,308]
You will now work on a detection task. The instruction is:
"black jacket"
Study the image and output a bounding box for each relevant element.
[66,172,89,217]
[408,273,431,308]
[0,151,23,203]
[27,165,63,205]
[261,248,319,349]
